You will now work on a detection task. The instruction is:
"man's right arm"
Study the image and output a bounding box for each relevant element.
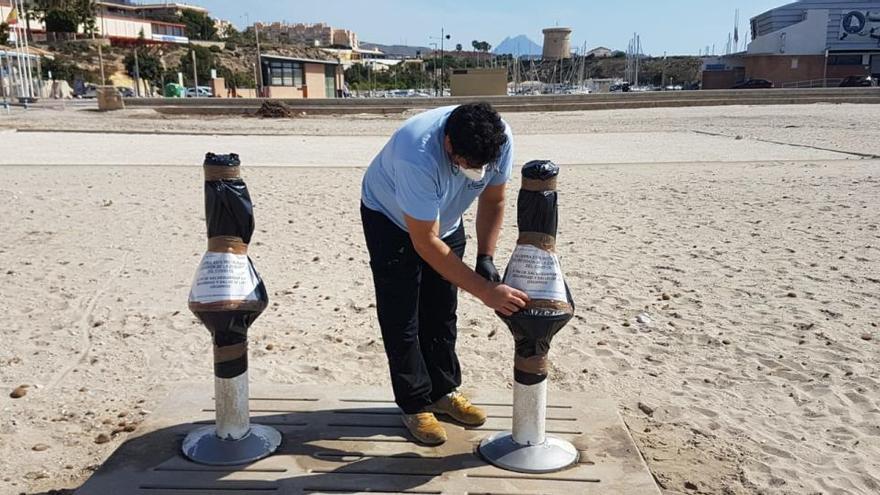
[404,214,528,316]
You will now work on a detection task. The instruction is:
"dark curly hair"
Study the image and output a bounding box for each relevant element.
[444,102,508,167]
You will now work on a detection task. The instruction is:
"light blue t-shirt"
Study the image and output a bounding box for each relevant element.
[361,105,514,238]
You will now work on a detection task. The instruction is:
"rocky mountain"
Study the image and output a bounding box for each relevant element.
[493,35,542,57]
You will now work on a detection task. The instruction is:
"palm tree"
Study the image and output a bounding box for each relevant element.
[471,40,479,67]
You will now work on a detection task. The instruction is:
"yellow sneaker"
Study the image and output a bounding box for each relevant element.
[401,412,447,446]
[427,391,487,426]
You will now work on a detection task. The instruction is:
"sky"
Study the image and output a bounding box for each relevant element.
[195,0,790,56]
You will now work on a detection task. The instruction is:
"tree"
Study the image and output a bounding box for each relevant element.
[73,0,96,36]
[21,0,38,41]
[179,45,220,86]
[124,47,163,87]
[43,8,78,33]
[33,0,95,34]
[219,66,254,89]
[218,23,238,41]
[40,55,96,83]
[181,10,217,41]
[344,63,369,89]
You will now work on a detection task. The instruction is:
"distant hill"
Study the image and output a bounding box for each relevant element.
[493,35,542,57]
[360,42,432,58]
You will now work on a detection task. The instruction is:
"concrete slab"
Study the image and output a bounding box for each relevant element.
[76,384,660,495]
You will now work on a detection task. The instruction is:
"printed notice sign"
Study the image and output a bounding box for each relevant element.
[189,252,260,303]
[503,245,567,302]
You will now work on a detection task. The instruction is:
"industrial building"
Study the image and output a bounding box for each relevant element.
[449,68,508,96]
[703,0,880,88]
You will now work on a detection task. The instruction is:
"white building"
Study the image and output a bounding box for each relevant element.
[704,0,880,88]
[586,47,614,58]
[0,0,194,44]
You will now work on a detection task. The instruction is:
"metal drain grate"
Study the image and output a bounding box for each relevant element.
[76,384,659,495]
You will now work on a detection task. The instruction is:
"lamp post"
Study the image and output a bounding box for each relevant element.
[441,28,448,96]
[242,13,263,96]
[430,29,451,96]
[191,49,198,98]
[255,22,263,97]
[428,42,438,96]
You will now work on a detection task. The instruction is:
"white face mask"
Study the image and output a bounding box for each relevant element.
[460,166,486,182]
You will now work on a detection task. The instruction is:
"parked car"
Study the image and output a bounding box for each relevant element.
[839,76,876,87]
[76,84,98,99]
[732,79,774,89]
[185,86,213,98]
[609,82,631,92]
[116,87,134,98]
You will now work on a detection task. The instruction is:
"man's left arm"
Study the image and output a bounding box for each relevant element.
[476,125,514,282]
[476,184,505,258]
[475,184,505,282]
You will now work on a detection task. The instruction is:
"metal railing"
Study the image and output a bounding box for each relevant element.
[780,78,843,88]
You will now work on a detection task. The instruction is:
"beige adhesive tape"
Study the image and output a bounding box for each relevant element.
[188,300,266,313]
[204,165,242,181]
[208,236,248,255]
[524,299,574,314]
[515,354,549,374]
[214,342,247,363]
[517,231,556,251]
[521,176,558,192]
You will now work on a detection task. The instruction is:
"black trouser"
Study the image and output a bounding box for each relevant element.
[361,203,465,414]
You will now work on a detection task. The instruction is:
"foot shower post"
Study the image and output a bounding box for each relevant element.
[182,153,281,465]
[479,160,579,473]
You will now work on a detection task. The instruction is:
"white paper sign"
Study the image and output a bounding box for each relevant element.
[503,245,567,302]
[189,252,260,304]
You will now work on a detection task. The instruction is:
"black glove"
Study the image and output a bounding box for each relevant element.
[475,254,501,283]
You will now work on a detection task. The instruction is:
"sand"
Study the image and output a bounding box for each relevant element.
[0,103,878,495]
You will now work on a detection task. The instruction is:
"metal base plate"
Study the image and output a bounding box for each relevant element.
[479,431,579,473]
[182,424,282,466]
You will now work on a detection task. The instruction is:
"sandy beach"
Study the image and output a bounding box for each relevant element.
[1,103,878,494]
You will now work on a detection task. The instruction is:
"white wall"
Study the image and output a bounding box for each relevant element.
[92,16,153,39]
[0,6,152,41]
[748,9,830,55]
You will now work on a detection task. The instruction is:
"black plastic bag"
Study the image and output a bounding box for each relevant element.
[498,161,575,383]
[188,153,268,379]
[203,153,256,243]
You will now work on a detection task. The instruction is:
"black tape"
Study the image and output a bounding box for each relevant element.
[517,190,557,237]
[514,368,547,386]
[194,310,264,341]
[215,354,248,379]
